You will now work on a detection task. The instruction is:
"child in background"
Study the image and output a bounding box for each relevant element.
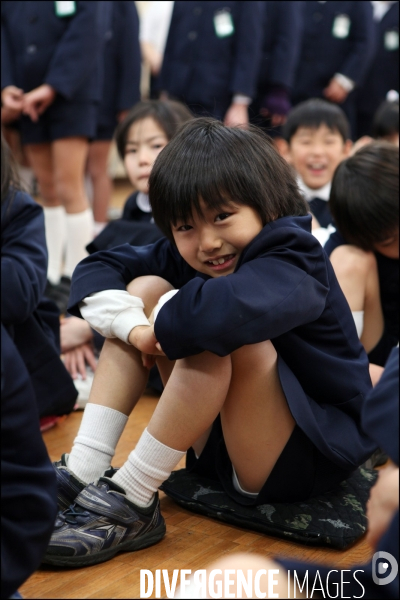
[325,142,399,385]
[372,98,399,145]
[351,97,399,154]
[44,119,375,568]
[282,99,352,246]
[62,100,192,403]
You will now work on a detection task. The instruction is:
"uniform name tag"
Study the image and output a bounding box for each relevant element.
[214,10,235,38]
[384,30,399,51]
[55,1,76,17]
[332,14,351,39]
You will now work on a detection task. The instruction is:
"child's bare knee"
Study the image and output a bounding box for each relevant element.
[231,340,276,370]
[126,276,174,316]
[331,245,376,279]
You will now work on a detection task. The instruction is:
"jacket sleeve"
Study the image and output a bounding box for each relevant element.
[115,1,141,112]
[44,1,100,99]
[154,251,329,360]
[337,2,375,85]
[67,238,196,317]
[230,1,264,97]
[1,192,48,324]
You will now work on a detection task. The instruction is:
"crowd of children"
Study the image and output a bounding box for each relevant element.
[1,1,399,598]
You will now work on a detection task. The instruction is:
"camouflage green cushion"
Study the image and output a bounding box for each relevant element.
[160,467,377,550]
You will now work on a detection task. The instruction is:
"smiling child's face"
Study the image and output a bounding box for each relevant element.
[287,124,351,189]
[172,199,263,277]
[123,117,169,193]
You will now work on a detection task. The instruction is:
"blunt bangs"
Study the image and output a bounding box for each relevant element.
[149,118,307,241]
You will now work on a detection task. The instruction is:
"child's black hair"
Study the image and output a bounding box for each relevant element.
[115,99,193,160]
[149,118,308,242]
[330,141,399,251]
[372,99,399,140]
[283,98,350,143]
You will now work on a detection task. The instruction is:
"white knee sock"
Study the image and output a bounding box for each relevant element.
[43,206,67,285]
[113,428,185,507]
[63,208,94,278]
[68,403,128,483]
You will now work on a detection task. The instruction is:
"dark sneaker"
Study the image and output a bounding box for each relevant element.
[43,477,166,567]
[54,454,117,511]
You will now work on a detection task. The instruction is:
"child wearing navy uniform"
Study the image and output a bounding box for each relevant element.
[326,142,399,383]
[157,1,264,126]
[87,0,141,234]
[1,1,101,301]
[292,1,375,136]
[43,119,375,567]
[282,99,352,246]
[62,100,192,403]
[356,1,399,138]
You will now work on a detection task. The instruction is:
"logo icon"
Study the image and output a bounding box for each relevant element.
[372,551,398,585]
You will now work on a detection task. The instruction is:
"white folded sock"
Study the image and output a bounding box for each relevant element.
[63,208,94,278]
[43,205,67,285]
[68,403,128,483]
[352,310,364,338]
[113,428,185,507]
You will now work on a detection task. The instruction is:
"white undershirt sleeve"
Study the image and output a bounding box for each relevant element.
[79,290,150,343]
[153,289,179,322]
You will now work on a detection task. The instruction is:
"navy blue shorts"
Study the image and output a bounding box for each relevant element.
[186,417,353,506]
[20,98,98,145]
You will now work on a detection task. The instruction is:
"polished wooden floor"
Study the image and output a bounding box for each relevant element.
[21,179,374,598]
[20,392,375,599]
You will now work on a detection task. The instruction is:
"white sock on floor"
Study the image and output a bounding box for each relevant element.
[113,428,185,507]
[63,208,94,278]
[68,403,128,483]
[43,206,67,285]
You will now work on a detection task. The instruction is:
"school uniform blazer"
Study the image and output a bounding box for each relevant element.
[257,1,303,91]
[357,2,399,118]
[1,1,101,101]
[68,214,375,469]
[1,324,57,599]
[293,1,375,100]
[97,1,141,127]
[1,191,77,416]
[158,1,264,110]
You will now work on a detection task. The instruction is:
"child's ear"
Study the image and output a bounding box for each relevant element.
[343,139,353,157]
[274,137,290,162]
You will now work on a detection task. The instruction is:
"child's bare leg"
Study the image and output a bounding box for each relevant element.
[330,245,384,354]
[150,340,294,492]
[114,338,294,505]
[67,276,173,483]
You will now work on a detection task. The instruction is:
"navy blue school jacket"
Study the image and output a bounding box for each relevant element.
[357,2,399,126]
[257,1,303,92]
[292,1,374,101]
[1,190,77,416]
[278,347,399,599]
[68,214,375,470]
[157,1,264,118]
[1,324,57,599]
[1,1,101,101]
[96,1,141,131]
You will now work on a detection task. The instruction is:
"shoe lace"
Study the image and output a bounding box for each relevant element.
[61,503,90,525]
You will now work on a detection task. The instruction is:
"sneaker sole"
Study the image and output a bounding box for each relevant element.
[42,520,166,568]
